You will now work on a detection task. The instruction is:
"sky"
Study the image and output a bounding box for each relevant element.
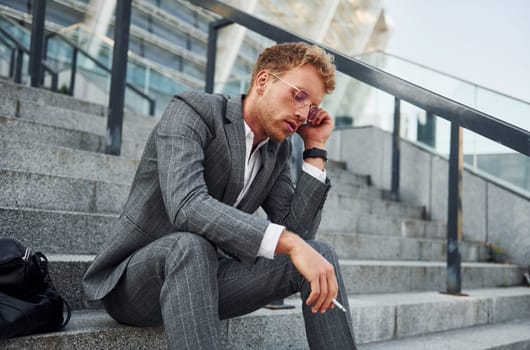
[382,0,530,103]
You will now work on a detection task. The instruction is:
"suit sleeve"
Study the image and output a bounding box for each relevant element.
[261,145,331,241]
[155,98,268,264]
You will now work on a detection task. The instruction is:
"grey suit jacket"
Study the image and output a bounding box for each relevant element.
[83,91,331,301]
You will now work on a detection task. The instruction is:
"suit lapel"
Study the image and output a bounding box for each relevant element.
[221,97,245,206]
[237,141,277,212]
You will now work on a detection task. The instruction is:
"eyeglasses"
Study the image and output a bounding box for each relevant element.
[269,71,320,121]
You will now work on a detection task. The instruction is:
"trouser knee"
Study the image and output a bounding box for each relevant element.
[164,232,218,272]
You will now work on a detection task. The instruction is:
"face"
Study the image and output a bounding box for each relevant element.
[254,65,326,142]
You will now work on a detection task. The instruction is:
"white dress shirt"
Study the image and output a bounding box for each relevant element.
[233,122,326,259]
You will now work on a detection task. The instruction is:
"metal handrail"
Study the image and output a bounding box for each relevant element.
[189,0,529,156]
[44,31,156,116]
[0,26,58,91]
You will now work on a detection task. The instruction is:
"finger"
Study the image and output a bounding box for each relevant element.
[315,275,329,313]
[314,112,332,127]
[307,109,323,125]
[313,111,326,125]
[329,268,339,299]
[315,265,336,312]
[324,274,338,312]
[305,280,320,308]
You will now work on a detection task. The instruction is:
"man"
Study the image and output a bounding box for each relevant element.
[83,42,357,349]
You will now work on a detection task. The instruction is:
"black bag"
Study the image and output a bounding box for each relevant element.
[0,238,71,338]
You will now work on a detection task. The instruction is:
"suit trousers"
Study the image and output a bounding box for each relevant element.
[102,232,357,350]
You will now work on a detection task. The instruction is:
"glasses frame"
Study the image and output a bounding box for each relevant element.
[268,71,320,121]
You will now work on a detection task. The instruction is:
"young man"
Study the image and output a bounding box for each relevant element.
[83,42,357,349]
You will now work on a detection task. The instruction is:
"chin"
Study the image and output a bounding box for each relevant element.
[271,134,290,143]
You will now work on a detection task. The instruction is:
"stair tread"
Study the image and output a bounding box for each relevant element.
[0,205,117,217]
[43,253,521,268]
[359,318,530,350]
[339,259,522,267]
[350,286,530,303]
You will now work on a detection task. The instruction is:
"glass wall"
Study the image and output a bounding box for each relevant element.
[353,51,529,192]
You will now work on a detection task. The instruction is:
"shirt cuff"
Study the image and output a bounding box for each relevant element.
[257,223,284,259]
[302,162,327,183]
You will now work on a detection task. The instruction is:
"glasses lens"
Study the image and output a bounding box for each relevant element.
[308,106,320,121]
[293,90,309,108]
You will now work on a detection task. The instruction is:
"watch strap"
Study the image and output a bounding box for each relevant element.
[303,148,327,161]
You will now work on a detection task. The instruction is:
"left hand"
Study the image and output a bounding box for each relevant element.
[297,108,334,148]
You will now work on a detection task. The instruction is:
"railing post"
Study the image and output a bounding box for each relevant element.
[41,33,49,86]
[9,48,16,77]
[69,47,78,95]
[14,48,23,83]
[29,0,47,88]
[205,19,232,93]
[390,97,401,200]
[106,0,133,155]
[50,70,58,91]
[149,98,156,116]
[446,122,463,294]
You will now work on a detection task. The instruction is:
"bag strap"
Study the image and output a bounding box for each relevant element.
[35,252,72,329]
[60,298,72,329]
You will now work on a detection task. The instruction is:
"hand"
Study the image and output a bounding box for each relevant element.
[296,108,334,149]
[276,231,338,313]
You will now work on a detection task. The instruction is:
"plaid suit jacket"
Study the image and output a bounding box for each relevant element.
[83,91,331,301]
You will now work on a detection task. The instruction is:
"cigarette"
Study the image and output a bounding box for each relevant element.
[332,298,347,312]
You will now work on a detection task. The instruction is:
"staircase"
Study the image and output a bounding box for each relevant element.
[1,79,529,349]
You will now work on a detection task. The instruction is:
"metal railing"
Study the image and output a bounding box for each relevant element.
[0,26,58,91]
[43,31,156,116]
[0,12,156,117]
[188,0,530,294]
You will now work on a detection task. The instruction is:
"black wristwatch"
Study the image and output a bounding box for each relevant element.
[303,148,327,161]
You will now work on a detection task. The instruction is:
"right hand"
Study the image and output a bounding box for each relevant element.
[276,230,338,313]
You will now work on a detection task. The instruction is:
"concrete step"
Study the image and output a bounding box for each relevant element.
[0,207,114,255]
[0,169,128,214]
[0,139,138,184]
[320,209,446,239]
[340,260,525,294]
[358,318,530,350]
[0,79,106,117]
[328,181,384,199]
[1,288,529,349]
[1,134,381,197]
[48,254,98,310]
[325,165,371,187]
[0,115,144,159]
[350,287,530,344]
[0,78,155,124]
[42,254,525,310]
[14,100,157,141]
[324,193,426,220]
[318,231,489,262]
[0,203,467,259]
[0,168,428,222]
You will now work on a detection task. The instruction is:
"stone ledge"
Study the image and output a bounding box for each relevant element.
[1,289,529,349]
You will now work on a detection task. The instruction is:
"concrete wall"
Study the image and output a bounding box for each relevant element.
[328,126,530,266]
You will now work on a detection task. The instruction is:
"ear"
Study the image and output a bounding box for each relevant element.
[254,70,270,95]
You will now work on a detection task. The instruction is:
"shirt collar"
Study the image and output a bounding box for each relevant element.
[243,121,269,151]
